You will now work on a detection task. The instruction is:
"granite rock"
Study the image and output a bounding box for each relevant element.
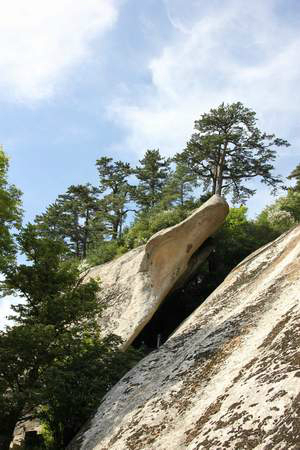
[87,194,228,349]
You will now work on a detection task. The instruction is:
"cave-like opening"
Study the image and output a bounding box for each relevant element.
[131,283,203,351]
[131,246,220,352]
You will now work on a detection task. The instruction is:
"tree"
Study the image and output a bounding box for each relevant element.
[257,190,300,233]
[163,159,198,208]
[178,102,290,203]
[134,149,171,211]
[288,163,300,191]
[256,162,300,232]
[35,184,103,259]
[0,225,141,449]
[0,146,22,272]
[96,157,134,239]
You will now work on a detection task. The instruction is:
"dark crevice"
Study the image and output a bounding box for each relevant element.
[132,239,221,352]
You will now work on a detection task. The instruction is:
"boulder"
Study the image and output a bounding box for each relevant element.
[69,224,300,450]
[87,194,229,349]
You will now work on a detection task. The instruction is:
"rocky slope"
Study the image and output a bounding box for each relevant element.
[86,194,228,349]
[69,224,300,450]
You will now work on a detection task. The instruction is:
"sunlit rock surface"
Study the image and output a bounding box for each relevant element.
[87,194,229,349]
[69,225,300,450]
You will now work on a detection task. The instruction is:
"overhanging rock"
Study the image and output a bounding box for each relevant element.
[87,194,229,349]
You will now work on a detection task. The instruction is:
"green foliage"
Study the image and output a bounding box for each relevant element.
[0,147,22,272]
[35,184,103,259]
[86,239,122,266]
[162,160,198,207]
[37,336,141,448]
[281,190,300,221]
[123,206,190,249]
[0,225,142,449]
[257,189,300,234]
[288,162,300,191]
[96,157,134,239]
[183,206,280,303]
[215,206,276,271]
[134,149,171,211]
[178,102,290,202]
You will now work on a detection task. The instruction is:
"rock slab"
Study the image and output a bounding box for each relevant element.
[87,194,229,348]
[69,225,300,450]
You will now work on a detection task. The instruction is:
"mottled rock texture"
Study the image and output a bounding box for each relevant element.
[9,412,42,449]
[69,224,300,450]
[87,194,228,349]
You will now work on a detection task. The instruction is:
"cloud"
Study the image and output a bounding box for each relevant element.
[0,0,119,102]
[108,0,300,162]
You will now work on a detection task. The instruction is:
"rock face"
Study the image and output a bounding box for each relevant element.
[87,194,229,349]
[69,225,300,450]
[9,412,42,449]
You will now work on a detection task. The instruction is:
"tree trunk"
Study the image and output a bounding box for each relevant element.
[112,220,119,240]
[212,174,217,194]
[215,144,226,195]
[180,183,184,206]
[118,215,123,239]
[216,177,223,195]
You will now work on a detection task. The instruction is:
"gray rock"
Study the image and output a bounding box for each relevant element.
[69,224,300,450]
[87,194,229,349]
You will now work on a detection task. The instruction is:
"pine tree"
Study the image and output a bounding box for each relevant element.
[178,102,290,203]
[35,184,103,259]
[163,159,198,207]
[0,225,141,449]
[96,157,134,239]
[134,149,171,211]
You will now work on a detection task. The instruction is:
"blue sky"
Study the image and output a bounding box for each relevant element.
[1,0,300,326]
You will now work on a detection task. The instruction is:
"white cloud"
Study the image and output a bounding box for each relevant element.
[108,0,300,164]
[0,0,119,102]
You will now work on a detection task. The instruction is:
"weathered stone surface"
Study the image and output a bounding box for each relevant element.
[9,412,42,449]
[69,225,300,450]
[87,194,228,349]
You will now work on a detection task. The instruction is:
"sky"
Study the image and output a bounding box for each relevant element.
[1,0,300,327]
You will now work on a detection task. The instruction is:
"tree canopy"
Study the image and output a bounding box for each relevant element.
[35,184,103,259]
[134,149,171,210]
[96,157,134,239]
[288,162,300,191]
[177,102,290,203]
